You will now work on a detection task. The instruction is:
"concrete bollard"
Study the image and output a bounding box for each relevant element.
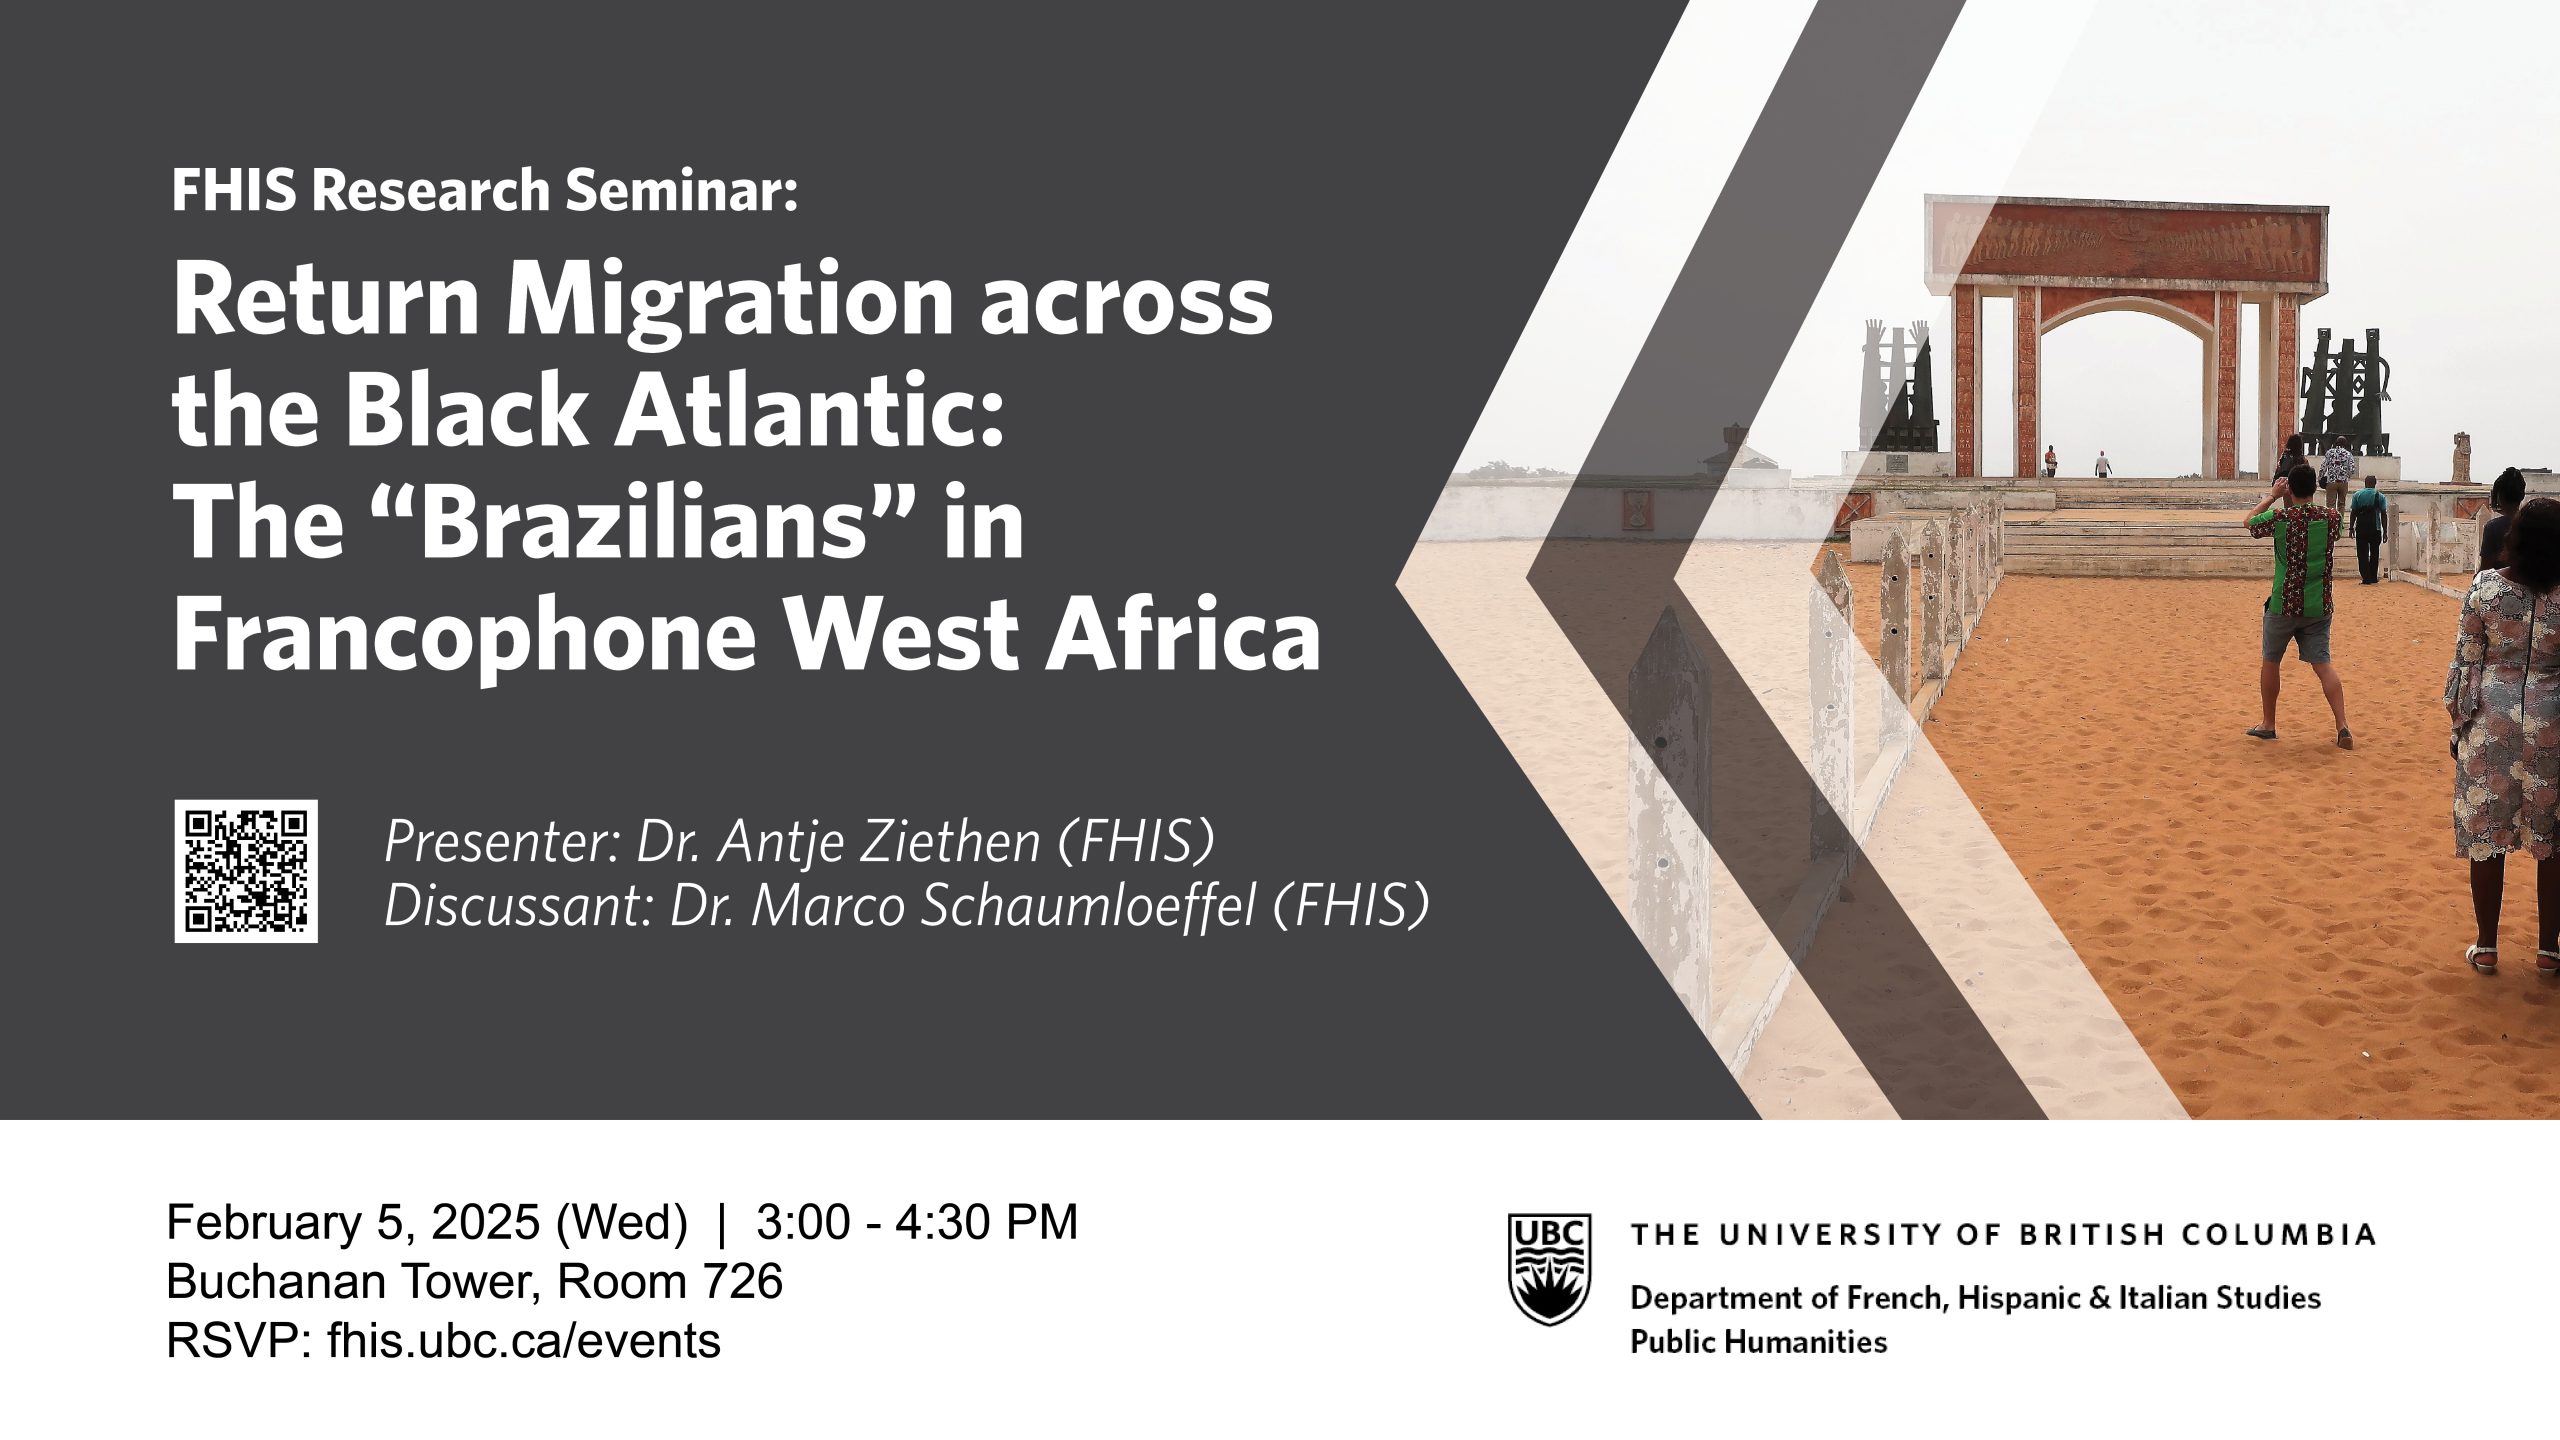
[1949,506,1968,637]
[1628,606,1710,1024]
[1810,551,1855,860]
[1973,502,1993,622]
[1880,531,1913,745]
[1943,509,1968,654]
[1966,503,1983,623]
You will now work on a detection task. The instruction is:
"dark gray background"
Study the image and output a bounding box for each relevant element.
[7,1,1753,1118]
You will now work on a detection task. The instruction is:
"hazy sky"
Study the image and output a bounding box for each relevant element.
[1459,0,2558,482]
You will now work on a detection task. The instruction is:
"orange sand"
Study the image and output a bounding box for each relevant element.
[1401,541,2184,1118]
[1922,575,2560,1118]
[1399,536,2548,1118]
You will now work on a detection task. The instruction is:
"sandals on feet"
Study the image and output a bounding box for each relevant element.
[2239,727,2351,747]
[2466,944,2498,975]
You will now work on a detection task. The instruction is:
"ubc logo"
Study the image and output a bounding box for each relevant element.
[1508,1214,1591,1326]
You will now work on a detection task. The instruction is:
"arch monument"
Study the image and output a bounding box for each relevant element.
[1925,195,2328,481]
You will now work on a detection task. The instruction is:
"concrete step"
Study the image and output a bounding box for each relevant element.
[2005,525,2267,541]
[2007,547,2268,560]
[2048,489,2252,507]
[2006,552,2272,577]
[1881,476,2259,494]
[2045,476,2254,487]
[2003,511,2276,578]
[2009,517,2262,526]
[2009,556,2268,568]
[2006,530,2266,543]
[2054,495,2258,510]
[2008,548,2269,559]
[2007,545,2268,555]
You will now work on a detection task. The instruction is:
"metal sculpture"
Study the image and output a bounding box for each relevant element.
[2298,326,2392,456]
[1861,320,1940,452]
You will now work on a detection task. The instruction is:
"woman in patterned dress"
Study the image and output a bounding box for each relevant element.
[2447,497,2560,975]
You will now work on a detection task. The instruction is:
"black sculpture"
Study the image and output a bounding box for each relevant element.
[1861,319,1939,452]
[2298,326,2392,456]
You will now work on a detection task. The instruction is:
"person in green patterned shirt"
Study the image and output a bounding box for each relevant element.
[2245,464,2354,749]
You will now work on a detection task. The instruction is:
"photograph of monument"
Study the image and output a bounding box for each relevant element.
[1403,0,2557,1120]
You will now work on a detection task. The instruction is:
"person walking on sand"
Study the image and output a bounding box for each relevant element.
[2320,440,2356,514]
[2446,496,2560,976]
[2349,475,2389,584]
[2094,450,2113,480]
[2245,463,2353,748]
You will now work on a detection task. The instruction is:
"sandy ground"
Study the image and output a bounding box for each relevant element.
[1401,533,2552,1119]
[1917,573,2559,1118]
[1399,540,2182,1119]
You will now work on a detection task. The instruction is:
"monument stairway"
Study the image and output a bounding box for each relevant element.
[2002,518,2278,577]
[1992,476,2279,577]
[2044,477,2267,511]
[1863,478,2380,578]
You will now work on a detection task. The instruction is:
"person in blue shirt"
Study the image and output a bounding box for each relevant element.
[2349,476,2389,584]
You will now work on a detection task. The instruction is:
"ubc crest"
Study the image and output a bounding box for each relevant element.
[1508,1214,1591,1326]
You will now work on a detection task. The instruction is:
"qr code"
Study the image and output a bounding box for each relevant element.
[174,801,318,943]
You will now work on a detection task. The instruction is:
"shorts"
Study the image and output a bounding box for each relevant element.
[2261,609,2332,663]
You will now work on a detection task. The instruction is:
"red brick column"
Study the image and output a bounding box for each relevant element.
[1951,283,1978,477]
[2273,295,2300,445]
[2214,291,2240,479]
[2012,285,2039,478]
